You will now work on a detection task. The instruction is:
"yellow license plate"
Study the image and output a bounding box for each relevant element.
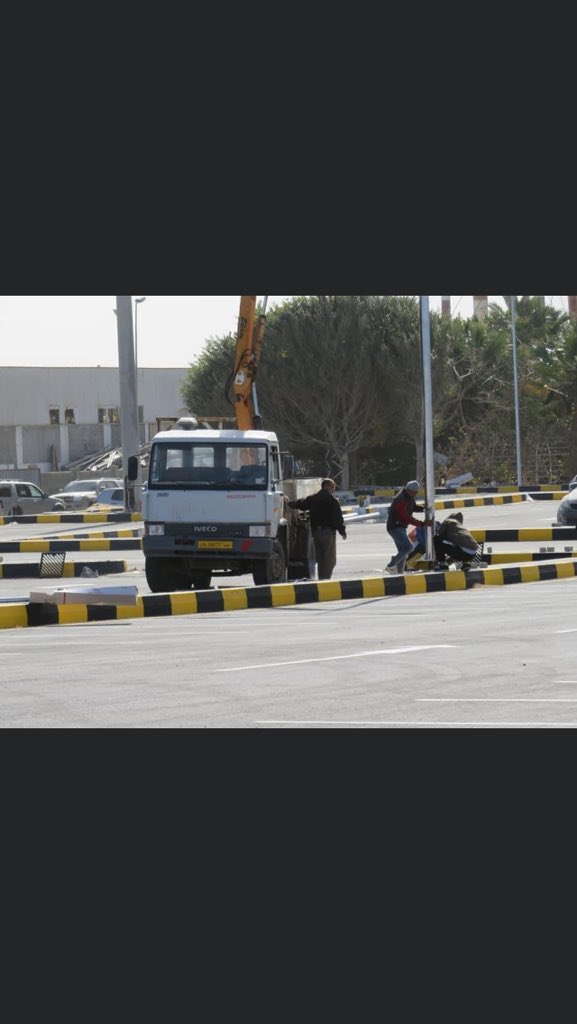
[197,540,234,549]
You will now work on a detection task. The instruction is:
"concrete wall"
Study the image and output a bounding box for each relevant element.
[0,427,17,467]
[41,471,76,493]
[22,426,60,466]
[68,424,108,463]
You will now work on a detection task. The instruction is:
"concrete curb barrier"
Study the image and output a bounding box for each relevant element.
[434,493,528,510]
[356,492,560,517]
[0,512,142,526]
[52,529,142,540]
[0,559,128,579]
[483,550,577,564]
[2,558,577,631]
[0,539,142,553]
[412,550,577,571]
[470,527,577,542]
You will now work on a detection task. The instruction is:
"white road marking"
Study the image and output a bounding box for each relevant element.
[216,645,458,672]
[556,628,577,634]
[417,698,577,703]
[0,631,251,649]
[255,721,577,727]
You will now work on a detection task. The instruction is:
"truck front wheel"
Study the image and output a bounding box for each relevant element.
[145,557,188,593]
[190,571,212,591]
[253,540,287,586]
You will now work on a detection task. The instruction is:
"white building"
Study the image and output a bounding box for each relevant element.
[0,366,189,471]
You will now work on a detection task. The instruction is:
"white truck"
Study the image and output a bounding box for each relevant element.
[142,296,324,592]
[142,424,321,592]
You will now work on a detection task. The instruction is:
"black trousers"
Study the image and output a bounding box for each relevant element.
[313,528,337,580]
[434,538,476,564]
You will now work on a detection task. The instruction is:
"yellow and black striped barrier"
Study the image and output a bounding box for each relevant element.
[353,484,568,502]
[53,528,142,540]
[434,493,529,510]
[411,550,577,571]
[446,484,566,494]
[483,550,577,564]
[359,492,566,516]
[0,512,142,526]
[470,527,577,543]
[2,558,577,630]
[0,559,129,579]
[0,539,142,553]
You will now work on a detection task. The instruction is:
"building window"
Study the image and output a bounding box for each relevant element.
[49,408,60,424]
[138,405,144,424]
[65,408,76,424]
[99,407,120,424]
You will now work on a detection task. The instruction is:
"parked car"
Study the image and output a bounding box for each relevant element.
[49,477,124,510]
[557,486,577,525]
[0,480,66,515]
[568,473,577,491]
[88,487,125,511]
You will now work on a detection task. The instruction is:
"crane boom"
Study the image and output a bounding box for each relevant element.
[231,295,268,430]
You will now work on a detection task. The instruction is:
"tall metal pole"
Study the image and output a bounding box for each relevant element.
[420,296,436,560]
[134,297,146,434]
[115,296,142,511]
[511,295,523,485]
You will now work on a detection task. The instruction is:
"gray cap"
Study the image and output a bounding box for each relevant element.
[405,480,420,493]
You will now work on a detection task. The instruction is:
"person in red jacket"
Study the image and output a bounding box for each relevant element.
[385,480,433,575]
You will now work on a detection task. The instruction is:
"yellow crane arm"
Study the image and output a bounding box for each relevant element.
[232,295,268,430]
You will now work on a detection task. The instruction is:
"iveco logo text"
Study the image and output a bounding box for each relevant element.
[192,526,218,533]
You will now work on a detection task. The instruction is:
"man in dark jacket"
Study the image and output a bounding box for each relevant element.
[385,480,433,575]
[433,512,478,569]
[284,478,347,580]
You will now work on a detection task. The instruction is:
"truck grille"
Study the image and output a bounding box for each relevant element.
[165,524,248,539]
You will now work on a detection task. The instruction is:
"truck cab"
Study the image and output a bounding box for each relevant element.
[143,428,320,592]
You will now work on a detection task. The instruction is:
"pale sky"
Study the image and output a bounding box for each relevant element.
[0,295,571,368]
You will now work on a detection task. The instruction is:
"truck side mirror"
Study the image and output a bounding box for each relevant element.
[127,455,139,482]
[280,453,295,480]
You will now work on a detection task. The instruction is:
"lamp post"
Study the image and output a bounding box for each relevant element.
[420,297,436,561]
[115,297,141,512]
[510,295,523,485]
[134,297,146,427]
[134,296,145,399]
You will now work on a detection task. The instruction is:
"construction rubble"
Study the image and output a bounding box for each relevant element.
[64,442,152,475]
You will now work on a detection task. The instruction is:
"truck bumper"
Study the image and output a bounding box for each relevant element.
[143,536,275,561]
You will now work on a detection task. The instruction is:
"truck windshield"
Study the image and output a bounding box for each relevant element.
[149,443,268,489]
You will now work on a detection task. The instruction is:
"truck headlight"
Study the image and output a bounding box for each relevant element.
[147,524,165,536]
[249,525,268,538]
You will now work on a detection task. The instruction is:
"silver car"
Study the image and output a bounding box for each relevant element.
[88,487,125,510]
[0,480,65,515]
[557,486,577,526]
[49,477,124,510]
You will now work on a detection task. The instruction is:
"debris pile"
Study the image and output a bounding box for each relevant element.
[65,443,152,474]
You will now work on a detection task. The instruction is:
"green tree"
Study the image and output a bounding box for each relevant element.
[182,296,418,490]
[180,335,236,420]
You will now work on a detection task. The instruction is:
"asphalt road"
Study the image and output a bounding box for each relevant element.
[1,498,576,728]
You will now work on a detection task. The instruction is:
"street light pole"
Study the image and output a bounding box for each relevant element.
[134,297,146,427]
[115,297,141,512]
[420,296,436,561]
[511,295,523,485]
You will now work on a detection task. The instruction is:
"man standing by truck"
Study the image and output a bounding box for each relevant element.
[284,478,347,580]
